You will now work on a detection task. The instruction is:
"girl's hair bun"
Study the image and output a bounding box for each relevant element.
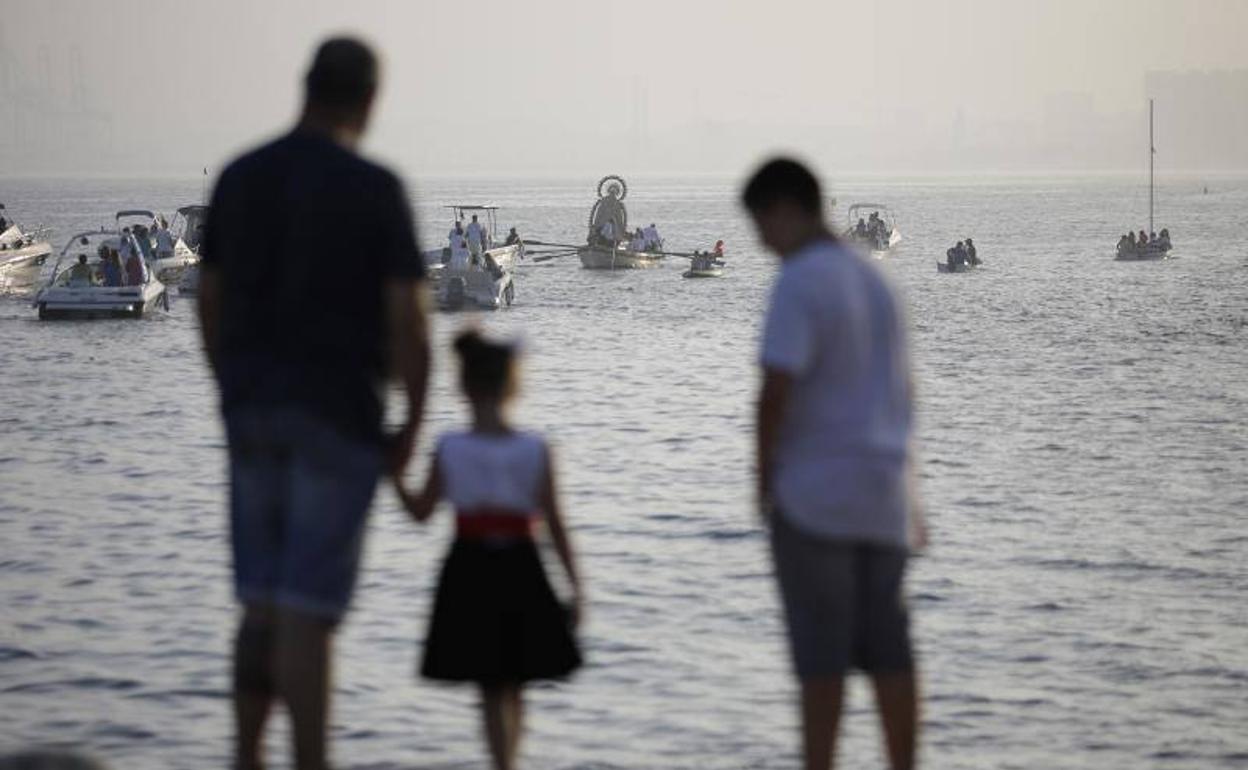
[454,328,515,397]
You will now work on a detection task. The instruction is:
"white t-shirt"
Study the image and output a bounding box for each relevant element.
[760,238,912,547]
[438,430,548,515]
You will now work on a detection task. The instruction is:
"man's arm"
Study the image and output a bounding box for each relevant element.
[386,278,431,478]
[196,266,223,381]
[755,367,793,525]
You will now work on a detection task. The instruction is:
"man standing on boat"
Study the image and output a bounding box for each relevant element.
[197,38,430,770]
[745,158,923,770]
[465,214,485,258]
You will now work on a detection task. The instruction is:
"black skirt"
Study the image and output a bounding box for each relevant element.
[421,538,582,683]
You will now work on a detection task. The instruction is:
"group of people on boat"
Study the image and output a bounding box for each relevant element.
[851,211,892,245]
[67,240,148,288]
[448,216,493,260]
[595,221,663,252]
[945,238,980,269]
[689,240,726,270]
[446,218,513,277]
[446,217,524,265]
[1117,228,1171,252]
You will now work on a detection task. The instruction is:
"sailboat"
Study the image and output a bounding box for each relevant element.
[1116,99,1172,261]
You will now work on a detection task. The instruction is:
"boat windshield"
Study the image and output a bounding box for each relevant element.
[173,206,210,251]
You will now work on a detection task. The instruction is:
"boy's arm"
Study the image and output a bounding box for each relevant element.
[755,367,792,524]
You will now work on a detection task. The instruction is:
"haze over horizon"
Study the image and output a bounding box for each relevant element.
[2,0,1247,179]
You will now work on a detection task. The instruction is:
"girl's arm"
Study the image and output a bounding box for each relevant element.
[398,450,443,523]
[539,444,582,624]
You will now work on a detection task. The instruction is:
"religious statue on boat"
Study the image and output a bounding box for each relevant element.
[578,175,664,269]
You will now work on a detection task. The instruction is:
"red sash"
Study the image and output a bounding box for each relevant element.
[455,508,539,540]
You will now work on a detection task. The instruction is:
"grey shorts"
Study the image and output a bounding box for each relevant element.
[771,513,913,678]
[226,407,381,624]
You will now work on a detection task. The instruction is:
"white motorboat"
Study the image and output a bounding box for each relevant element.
[433,256,515,311]
[579,175,666,270]
[168,205,210,295]
[1116,99,1172,262]
[842,203,902,257]
[115,209,201,283]
[33,229,168,319]
[0,203,53,291]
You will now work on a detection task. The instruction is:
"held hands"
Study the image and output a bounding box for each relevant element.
[393,478,433,523]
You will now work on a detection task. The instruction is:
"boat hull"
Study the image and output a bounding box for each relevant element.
[0,242,53,290]
[35,281,167,320]
[1115,245,1171,261]
[424,242,523,271]
[434,267,515,311]
[578,245,663,270]
[937,261,977,274]
[683,268,722,278]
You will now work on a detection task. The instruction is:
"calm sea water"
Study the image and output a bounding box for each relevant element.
[1,174,1246,769]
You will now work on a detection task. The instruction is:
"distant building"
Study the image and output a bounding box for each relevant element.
[1145,70,1248,171]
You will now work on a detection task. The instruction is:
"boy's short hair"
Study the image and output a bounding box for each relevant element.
[742,158,822,215]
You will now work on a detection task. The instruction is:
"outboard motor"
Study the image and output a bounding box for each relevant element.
[444,276,467,310]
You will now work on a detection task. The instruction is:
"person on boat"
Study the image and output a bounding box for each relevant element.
[124,248,146,285]
[449,232,471,270]
[154,218,175,261]
[465,215,484,258]
[504,227,520,246]
[598,220,615,245]
[1138,229,1148,246]
[713,239,725,260]
[630,228,647,252]
[68,254,94,287]
[1159,228,1171,248]
[119,227,136,262]
[1117,234,1129,251]
[965,238,979,265]
[101,249,123,287]
[946,246,957,270]
[644,223,661,251]
[0,215,8,233]
[953,241,968,267]
[1126,232,1137,248]
[854,218,868,238]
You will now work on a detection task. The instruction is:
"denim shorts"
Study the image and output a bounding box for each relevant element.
[771,513,913,678]
[225,407,382,623]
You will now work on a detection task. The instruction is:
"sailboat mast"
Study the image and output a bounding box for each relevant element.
[1149,98,1154,235]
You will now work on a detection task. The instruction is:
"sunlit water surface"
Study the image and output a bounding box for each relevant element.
[1,174,1246,769]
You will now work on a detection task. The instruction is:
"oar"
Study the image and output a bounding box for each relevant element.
[532,250,579,263]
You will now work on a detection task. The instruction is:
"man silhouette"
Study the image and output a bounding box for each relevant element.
[198,38,430,770]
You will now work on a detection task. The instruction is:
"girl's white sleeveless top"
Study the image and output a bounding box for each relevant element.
[437,430,547,515]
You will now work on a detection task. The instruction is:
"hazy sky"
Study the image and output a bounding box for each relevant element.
[3,0,1247,176]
